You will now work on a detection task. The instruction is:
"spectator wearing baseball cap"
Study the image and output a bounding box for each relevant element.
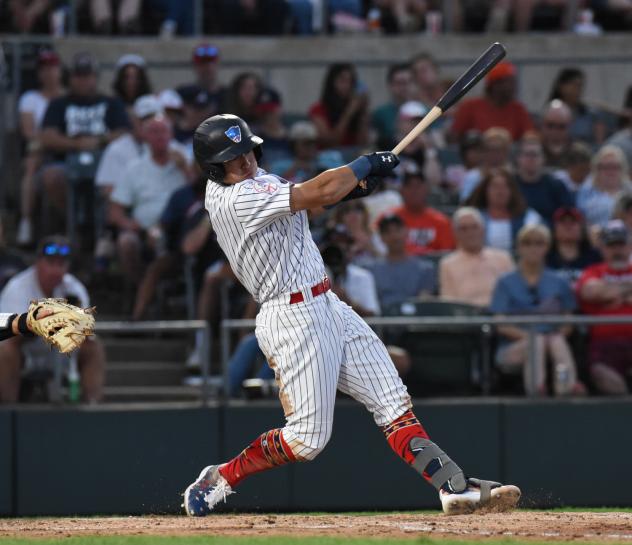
[387,169,455,256]
[0,235,106,403]
[95,94,164,197]
[577,220,632,394]
[451,61,534,142]
[546,207,602,286]
[173,44,225,145]
[252,88,291,168]
[112,54,152,107]
[38,51,130,231]
[176,44,224,112]
[393,101,442,189]
[15,48,65,247]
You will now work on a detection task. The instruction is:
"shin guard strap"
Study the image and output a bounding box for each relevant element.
[410,437,466,492]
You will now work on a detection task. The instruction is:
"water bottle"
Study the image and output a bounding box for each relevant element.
[554,363,571,395]
[367,8,381,34]
[67,355,81,404]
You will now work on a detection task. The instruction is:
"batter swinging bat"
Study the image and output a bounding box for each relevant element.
[392,42,507,156]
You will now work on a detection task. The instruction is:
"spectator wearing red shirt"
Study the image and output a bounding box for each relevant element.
[451,61,534,142]
[309,63,369,149]
[388,170,455,256]
[577,220,632,394]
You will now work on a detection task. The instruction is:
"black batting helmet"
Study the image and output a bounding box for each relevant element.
[193,114,263,181]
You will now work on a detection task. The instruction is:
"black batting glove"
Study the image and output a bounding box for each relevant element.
[364,151,399,177]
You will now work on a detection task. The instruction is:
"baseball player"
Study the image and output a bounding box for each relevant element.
[184,114,521,516]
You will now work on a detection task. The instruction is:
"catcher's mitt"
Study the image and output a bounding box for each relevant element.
[27,298,96,354]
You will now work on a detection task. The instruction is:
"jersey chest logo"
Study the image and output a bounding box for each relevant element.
[225,125,242,143]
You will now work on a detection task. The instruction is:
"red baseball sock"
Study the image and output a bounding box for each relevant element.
[218,428,296,488]
[382,409,434,485]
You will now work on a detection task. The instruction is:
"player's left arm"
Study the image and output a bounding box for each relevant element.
[290,152,399,212]
[0,312,34,341]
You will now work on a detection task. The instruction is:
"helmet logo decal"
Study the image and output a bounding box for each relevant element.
[225,125,242,143]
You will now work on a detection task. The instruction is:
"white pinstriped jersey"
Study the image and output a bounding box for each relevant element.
[204,171,325,303]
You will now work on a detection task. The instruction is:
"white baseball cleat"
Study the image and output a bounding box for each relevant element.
[183,464,234,516]
[440,478,521,515]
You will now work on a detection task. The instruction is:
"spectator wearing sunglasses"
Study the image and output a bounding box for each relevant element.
[0,236,106,403]
[173,44,226,145]
[490,224,584,397]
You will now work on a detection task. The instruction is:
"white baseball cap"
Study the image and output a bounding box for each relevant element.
[116,53,146,70]
[399,101,428,119]
[158,88,183,111]
[133,94,164,119]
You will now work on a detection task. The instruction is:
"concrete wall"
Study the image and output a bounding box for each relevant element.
[48,34,632,115]
[3,398,632,515]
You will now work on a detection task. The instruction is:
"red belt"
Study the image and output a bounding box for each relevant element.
[289,277,331,304]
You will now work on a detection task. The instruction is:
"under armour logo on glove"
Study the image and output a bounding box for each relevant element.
[365,151,400,177]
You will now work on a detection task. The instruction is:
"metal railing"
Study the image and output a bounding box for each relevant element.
[93,319,212,404]
[221,314,632,399]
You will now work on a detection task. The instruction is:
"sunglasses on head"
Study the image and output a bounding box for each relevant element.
[42,243,71,257]
[194,46,219,58]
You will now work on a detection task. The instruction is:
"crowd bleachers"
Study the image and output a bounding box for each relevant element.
[1,7,632,404]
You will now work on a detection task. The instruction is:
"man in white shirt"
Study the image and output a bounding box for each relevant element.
[0,236,105,403]
[109,115,188,284]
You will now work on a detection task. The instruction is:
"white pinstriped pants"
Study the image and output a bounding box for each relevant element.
[256,290,412,461]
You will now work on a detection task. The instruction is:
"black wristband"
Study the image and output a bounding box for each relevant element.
[17,313,34,337]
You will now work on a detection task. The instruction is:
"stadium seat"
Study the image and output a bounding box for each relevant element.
[383,299,487,396]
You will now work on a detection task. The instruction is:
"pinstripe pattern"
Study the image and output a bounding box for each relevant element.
[206,171,412,462]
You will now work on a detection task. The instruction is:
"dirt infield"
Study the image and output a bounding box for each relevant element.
[1,512,632,541]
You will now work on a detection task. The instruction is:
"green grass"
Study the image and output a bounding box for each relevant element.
[0,539,616,545]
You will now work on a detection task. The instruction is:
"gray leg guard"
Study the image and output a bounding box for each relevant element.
[410,437,467,493]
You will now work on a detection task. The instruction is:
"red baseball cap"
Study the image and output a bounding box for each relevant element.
[485,61,516,85]
[37,49,60,67]
[553,206,583,223]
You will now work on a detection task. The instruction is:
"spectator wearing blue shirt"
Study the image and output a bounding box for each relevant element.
[369,214,436,310]
[490,224,585,396]
[514,137,574,225]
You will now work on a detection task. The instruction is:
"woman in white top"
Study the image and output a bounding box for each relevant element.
[576,145,632,229]
[466,166,542,253]
[16,49,64,246]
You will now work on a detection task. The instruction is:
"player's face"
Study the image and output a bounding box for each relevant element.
[223,151,257,184]
[36,257,69,296]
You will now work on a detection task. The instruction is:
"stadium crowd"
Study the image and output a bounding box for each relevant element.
[1,0,632,36]
[1,36,632,403]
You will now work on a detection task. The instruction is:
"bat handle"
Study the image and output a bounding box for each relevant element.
[391,106,443,156]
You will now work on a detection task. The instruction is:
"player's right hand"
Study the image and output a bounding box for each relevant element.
[363,152,399,177]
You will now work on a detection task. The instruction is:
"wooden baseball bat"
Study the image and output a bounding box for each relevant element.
[392,42,507,156]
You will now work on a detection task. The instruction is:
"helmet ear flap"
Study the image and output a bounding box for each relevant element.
[208,163,225,183]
